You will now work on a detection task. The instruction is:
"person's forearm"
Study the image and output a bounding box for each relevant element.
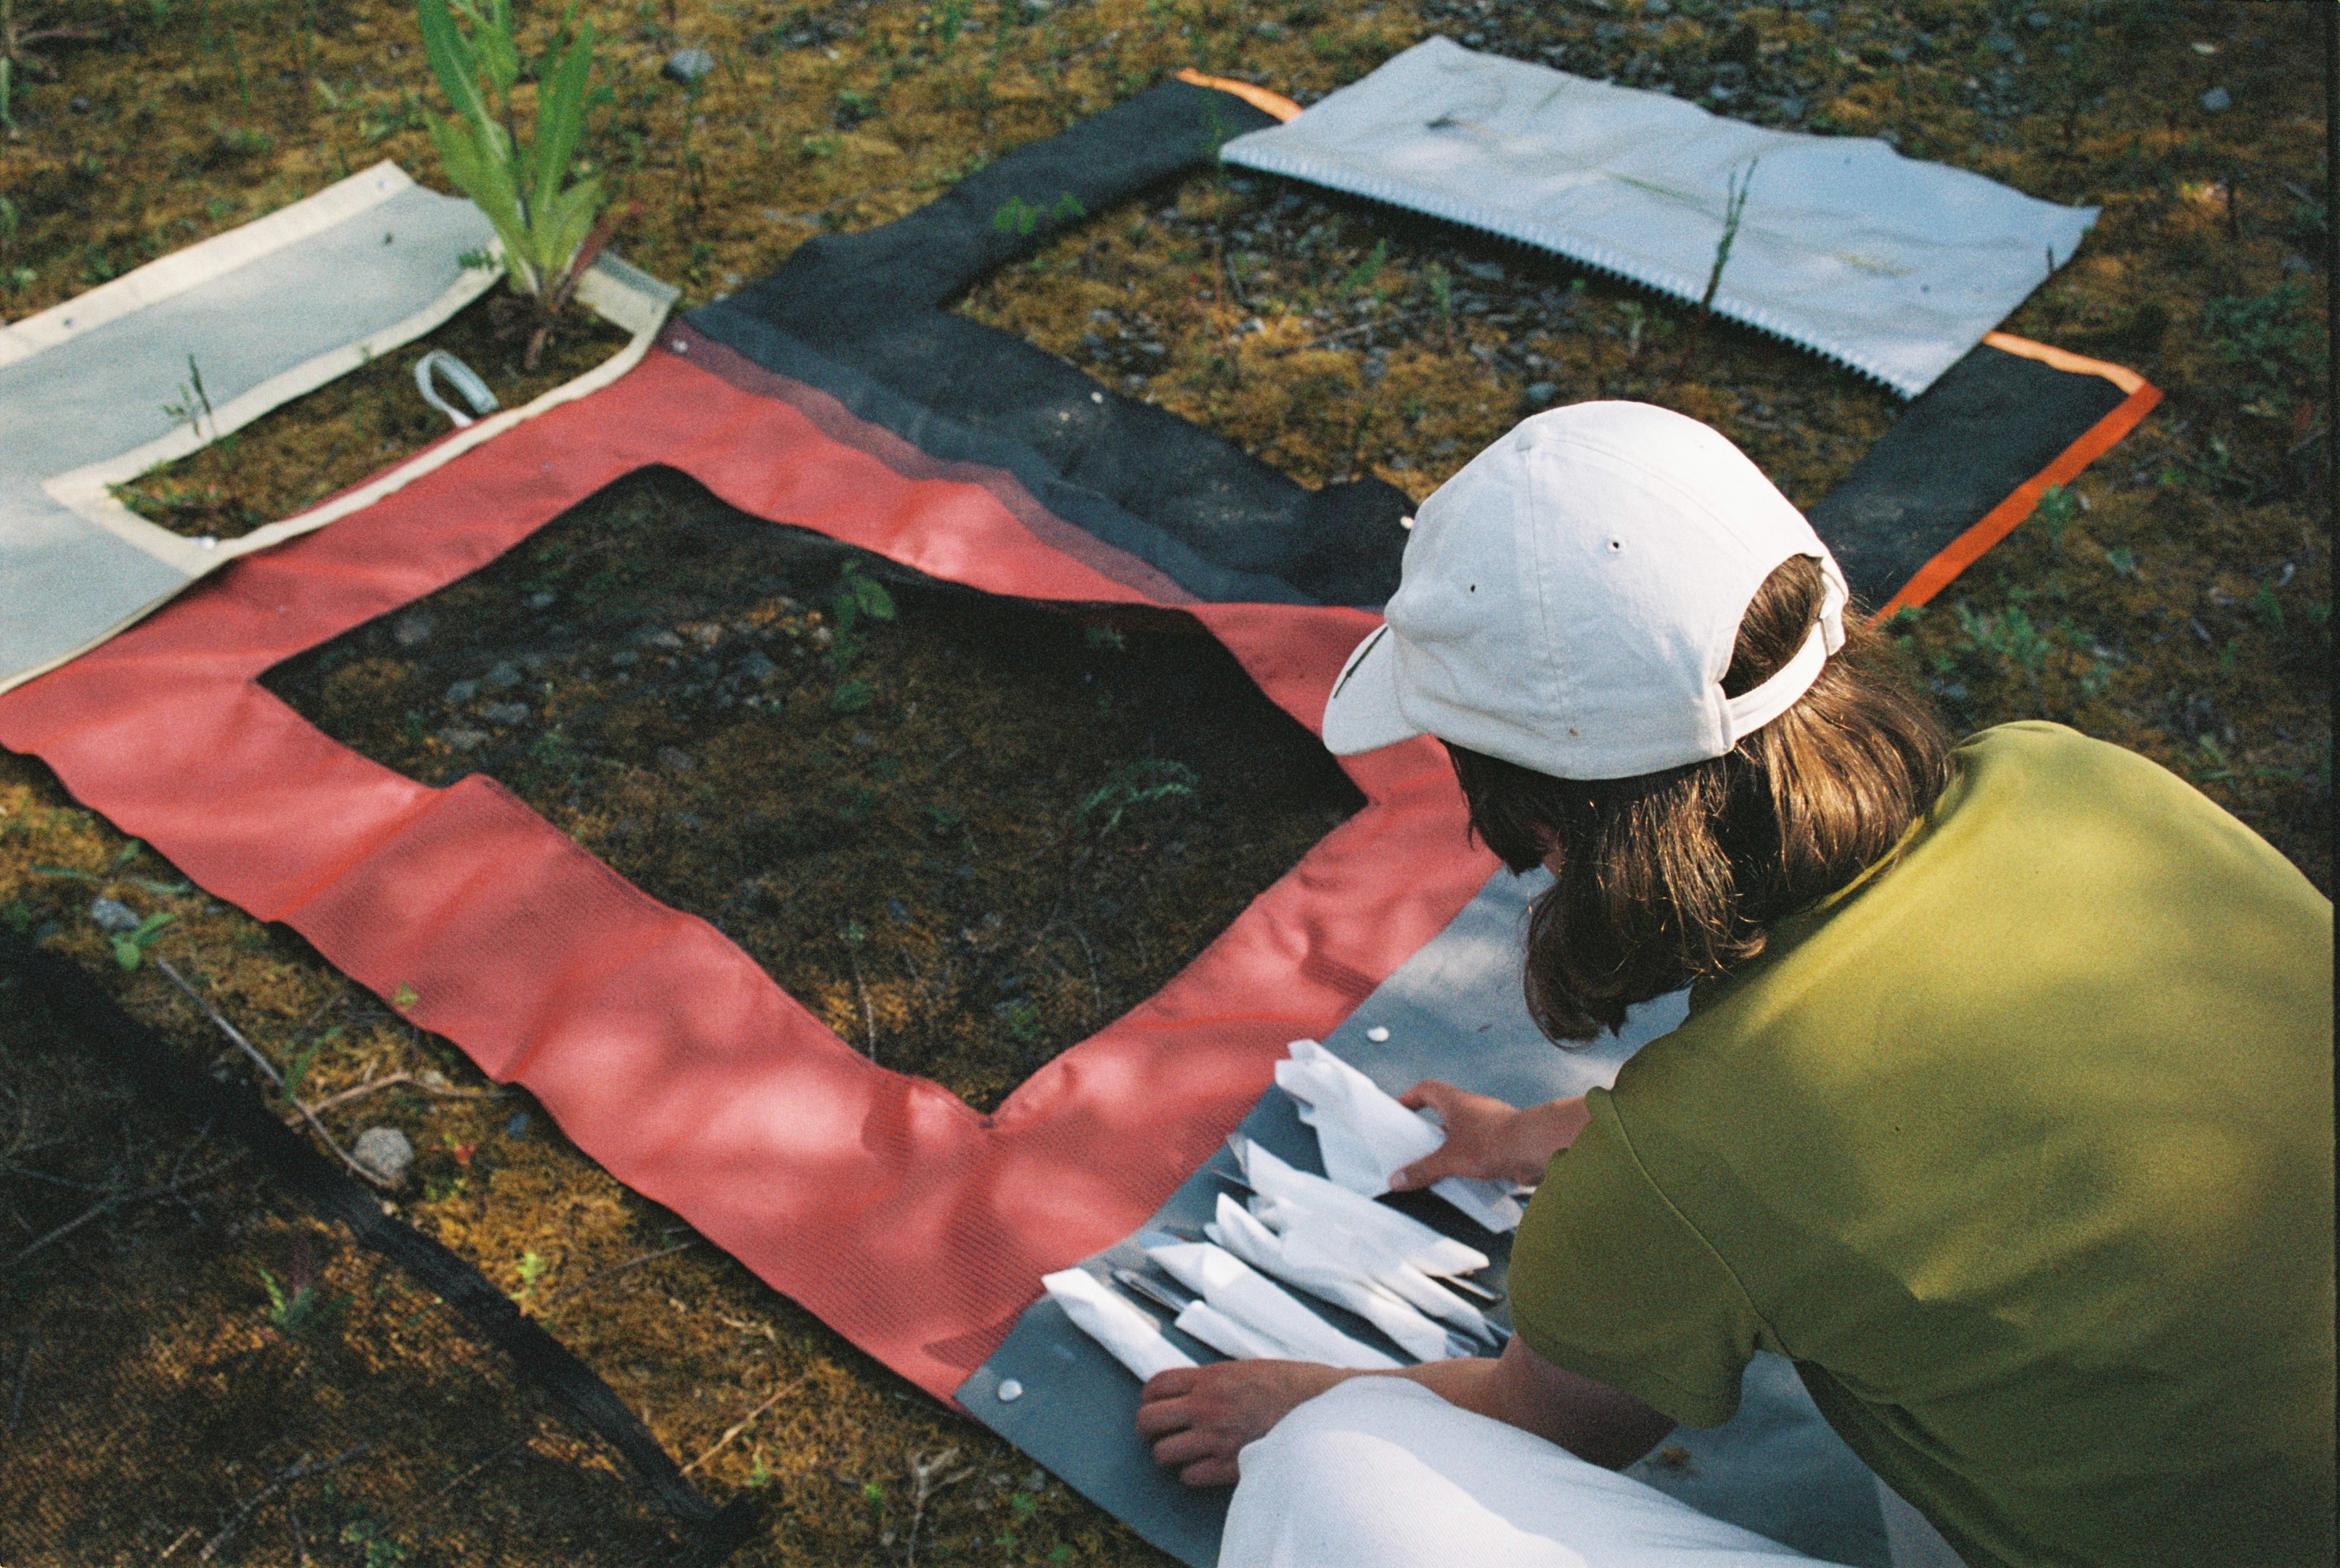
[1365,1346,1673,1469]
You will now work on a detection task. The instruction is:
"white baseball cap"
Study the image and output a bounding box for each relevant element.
[1322,402,1846,780]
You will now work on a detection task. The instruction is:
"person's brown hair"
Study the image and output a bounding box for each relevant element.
[1447,555,1952,1043]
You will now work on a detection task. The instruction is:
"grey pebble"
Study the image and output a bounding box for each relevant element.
[663,47,716,84]
[482,702,531,726]
[659,746,698,774]
[353,1126,414,1187]
[441,727,490,751]
[2198,86,2231,113]
[89,897,141,932]
[392,610,435,648]
[737,650,779,682]
[1524,381,1558,406]
[484,661,523,689]
[525,591,559,610]
[444,678,480,704]
[637,628,687,650]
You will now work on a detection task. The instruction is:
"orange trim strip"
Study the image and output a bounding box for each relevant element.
[1176,67,1304,123]
[1872,372,2161,621]
[1981,330,2146,395]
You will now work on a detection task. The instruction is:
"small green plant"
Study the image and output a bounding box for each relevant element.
[2201,282,2317,398]
[1079,759,1197,837]
[160,354,215,441]
[391,981,420,1011]
[108,911,174,970]
[2032,485,2078,554]
[2104,546,2138,578]
[417,0,613,366]
[991,191,1084,237]
[1680,159,1756,374]
[1339,238,1388,294]
[258,1243,340,1337]
[2,898,33,935]
[825,559,896,669]
[998,997,1045,1046]
[515,1248,549,1297]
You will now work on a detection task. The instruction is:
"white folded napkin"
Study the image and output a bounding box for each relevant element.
[1275,1039,1524,1231]
[1207,1194,1459,1362]
[1145,1240,1400,1371]
[1042,1267,1196,1383]
[1237,1140,1491,1278]
[1244,1192,1500,1347]
[1173,1298,1293,1362]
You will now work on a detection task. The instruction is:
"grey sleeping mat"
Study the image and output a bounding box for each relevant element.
[957,867,1891,1567]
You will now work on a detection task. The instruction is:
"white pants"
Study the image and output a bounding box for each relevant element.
[1222,1378,1849,1568]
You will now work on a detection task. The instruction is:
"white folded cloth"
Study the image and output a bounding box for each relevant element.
[1270,1040,1526,1231]
[1239,1140,1491,1278]
[1208,1194,1460,1362]
[1042,1267,1196,1382]
[1174,1298,1295,1363]
[1145,1240,1402,1371]
[1242,1191,1500,1347]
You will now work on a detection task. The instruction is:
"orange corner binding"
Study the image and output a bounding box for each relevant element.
[1872,335,2161,622]
[1175,67,1304,123]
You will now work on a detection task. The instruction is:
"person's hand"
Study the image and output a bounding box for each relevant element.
[1134,1360,1354,1487]
[1391,1083,1591,1191]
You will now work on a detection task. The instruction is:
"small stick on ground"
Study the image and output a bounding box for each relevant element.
[902,1445,976,1567]
[196,1444,371,1563]
[4,1149,241,1270]
[534,1237,701,1308]
[681,1374,807,1477]
[152,957,394,1190]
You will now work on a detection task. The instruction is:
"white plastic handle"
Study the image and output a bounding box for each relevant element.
[413,349,500,429]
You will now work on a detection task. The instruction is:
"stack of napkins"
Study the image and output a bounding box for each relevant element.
[1276,1038,1525,1231]
[1042,1267,1195,1382]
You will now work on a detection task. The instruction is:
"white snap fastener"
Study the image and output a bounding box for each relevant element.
[1366,1026,1391,1043]
[997,1379,1025,1403]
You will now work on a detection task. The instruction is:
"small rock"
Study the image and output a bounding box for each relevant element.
[441,727,490,751]
[851,731,879,750]
[484,661,523,689]
[663,46,716,84]
[89,897,141,932]
[1250,20,1285,40]
[737,650,779,682]
[1460,260,1504,282]
[392,610,435,648]
[482,701,531,726]
[1023,1468,1047,1492]
[611,649,640,667]
[2026,9,2053,27]
[353,1126,414,1187]
[2198,85,2231,113]
[887,898,911,921]
[1524,381,1558,406]
[444,678,480,705]
[659,746,698,774]
[637,627,687,650]
[525,591,558,610]
[69,95,89,113]
[505,1111,531,1138]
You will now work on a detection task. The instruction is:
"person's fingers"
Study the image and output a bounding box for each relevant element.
[1141,1366,1200,1400]
[1389,1149,1460,1191]
[1148,1426,1232,1470]
[1178,1456,1241,1488]
[1134,1395,1197,1438]
[1397,1080,1460,1115]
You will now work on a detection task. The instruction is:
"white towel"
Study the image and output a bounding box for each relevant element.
[1042,1267,1196,1382]
[1275,1039,1524,1232]
[1146,1241,1402,1371]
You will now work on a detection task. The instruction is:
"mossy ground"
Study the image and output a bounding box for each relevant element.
[0,1,2327,1563]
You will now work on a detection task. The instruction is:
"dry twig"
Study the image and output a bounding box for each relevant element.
[680,1375,807,1477]
[903,1445,976,1566]
[196,1445,370,1563]
[533,1237,701,1307]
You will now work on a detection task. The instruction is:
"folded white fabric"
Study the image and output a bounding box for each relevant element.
[1042,1267,1196,1382]
[1242,1191,1500,1347]
[1208,1194,1460,1362]
[1239,1140,1492,1278]
[1219,36,2098,398]
[1146,1241,1402,1371]
[1275,1039,1523,1232]
[1174,1298,1296,1363]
